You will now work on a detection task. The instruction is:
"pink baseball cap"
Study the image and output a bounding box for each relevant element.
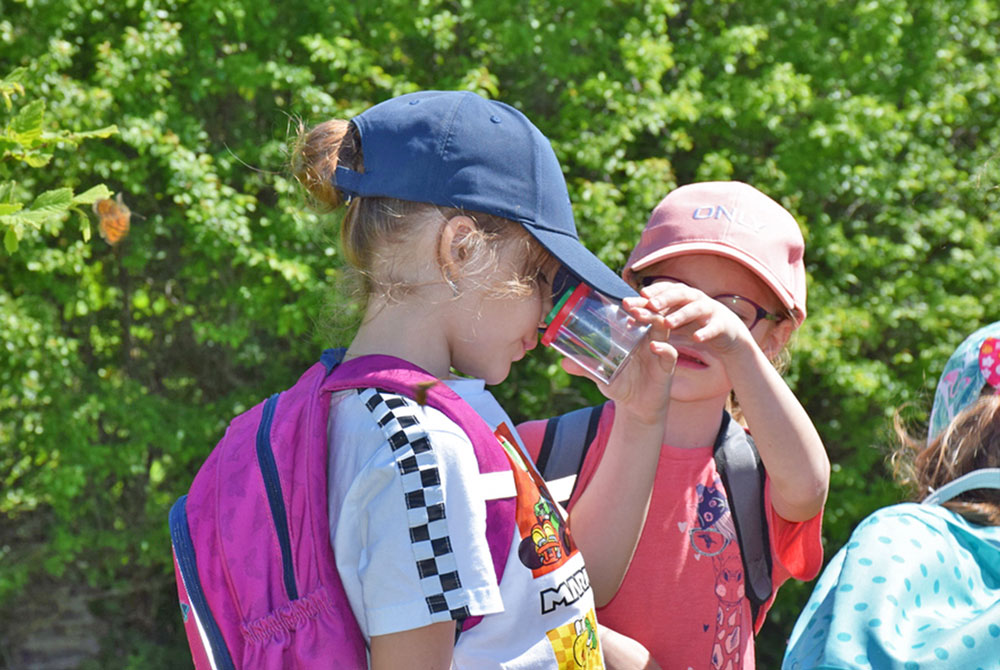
[624,181,807,325]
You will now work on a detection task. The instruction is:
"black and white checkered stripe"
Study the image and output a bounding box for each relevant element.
[359,388,473,622]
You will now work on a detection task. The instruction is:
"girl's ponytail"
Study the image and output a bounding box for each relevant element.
[291,119,361,210]
[290,114,550,303]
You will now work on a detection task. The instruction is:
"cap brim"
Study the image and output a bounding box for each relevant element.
[526,226,636,301]
[627,243,805,324]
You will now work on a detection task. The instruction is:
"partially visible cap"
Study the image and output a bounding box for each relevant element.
[331,90,634,300]
[929,320,1000,444]
[624,181,807,324]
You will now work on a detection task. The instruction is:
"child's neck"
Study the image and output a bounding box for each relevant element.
[662,396,730,449]
[346,301,454,380]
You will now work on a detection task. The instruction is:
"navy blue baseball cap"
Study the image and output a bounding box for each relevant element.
[331,90,635,301]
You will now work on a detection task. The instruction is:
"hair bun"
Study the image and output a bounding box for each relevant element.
[291,118,359,210]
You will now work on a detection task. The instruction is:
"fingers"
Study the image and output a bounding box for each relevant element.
[626,282,689,315]
[660,298,716,330]
[632,289,741,345]
[648,339,677,374]
[632,284,706,326]
[621,297,663,325]
[560,356,609,389]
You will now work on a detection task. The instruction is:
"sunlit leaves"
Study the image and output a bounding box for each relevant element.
[1,1,999,666]
[1,68,116,252]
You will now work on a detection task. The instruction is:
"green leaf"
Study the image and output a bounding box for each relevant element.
[1,209,57,227]
[1,66,27,85]
[3,226,17,253]
[30,187,73,214]
[0,67,26,111]
[73,125,119,140]
[19,151,52,168]
[73,184,113,205]
[0,202,22,216]
[149,460,166,485]
[78,210,91,243]
[9,100,45,143]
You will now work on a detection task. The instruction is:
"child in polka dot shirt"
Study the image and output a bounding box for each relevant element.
[783,320,1000,670]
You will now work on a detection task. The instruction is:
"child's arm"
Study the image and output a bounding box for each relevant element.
[599,625,663,670]
[656,283,829,522]
[562,294,677,605]
[725,337,828,521]
[370,621,455,670]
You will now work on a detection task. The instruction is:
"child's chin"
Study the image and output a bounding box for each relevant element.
[484,372,511,386]
[455,361,509,385]
[483,364,513,386]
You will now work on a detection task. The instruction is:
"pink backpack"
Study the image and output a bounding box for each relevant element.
[169,350,515,669]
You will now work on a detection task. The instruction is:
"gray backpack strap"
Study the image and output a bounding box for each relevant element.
[713,410,772,627]
[537,403,606,507]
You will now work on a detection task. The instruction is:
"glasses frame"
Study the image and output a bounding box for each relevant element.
[639,275,782,330]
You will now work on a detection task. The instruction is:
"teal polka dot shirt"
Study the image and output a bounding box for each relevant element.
[783,503,1000,669]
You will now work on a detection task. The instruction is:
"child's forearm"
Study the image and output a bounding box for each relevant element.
[565,306,675,605]
[599,624,663,670]
[370,621,455,670]
[726,344,830,522]
[568,404,665,606]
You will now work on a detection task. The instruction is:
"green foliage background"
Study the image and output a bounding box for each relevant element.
[2,0,998,667]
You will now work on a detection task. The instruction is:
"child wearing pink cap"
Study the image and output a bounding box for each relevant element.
[519,181,830,669]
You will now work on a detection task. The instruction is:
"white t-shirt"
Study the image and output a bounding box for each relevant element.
[328,377,604,669]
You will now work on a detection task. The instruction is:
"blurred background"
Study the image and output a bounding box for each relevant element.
[2,0,998,667]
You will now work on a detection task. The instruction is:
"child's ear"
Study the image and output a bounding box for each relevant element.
[437,215,477,280]
[762,317,795,360]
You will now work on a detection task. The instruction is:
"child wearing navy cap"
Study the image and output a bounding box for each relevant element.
[295,91,677,668]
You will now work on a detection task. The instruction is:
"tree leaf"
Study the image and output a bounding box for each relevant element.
[3,226,18,253]
[30,187,73,214]
[9,100,45,143]
[2,209,57,227]
[1,66,27,85]
[73,125,119,140]
[77,209,91,243]
[19,151,53,168]
[73,184,113,205]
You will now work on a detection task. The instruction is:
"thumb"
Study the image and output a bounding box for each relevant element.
[560,357,609,389]
[649,340,678,375]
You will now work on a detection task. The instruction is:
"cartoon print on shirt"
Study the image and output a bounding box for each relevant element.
[681,478,745,670]
[690,479,735,557]
[711,553,745,670]
[545,609,605,670]
[529,499,564,566]
[493,423,578,576]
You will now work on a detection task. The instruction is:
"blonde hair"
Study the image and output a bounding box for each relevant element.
[891,394,1000,526]
[290,118,552,306]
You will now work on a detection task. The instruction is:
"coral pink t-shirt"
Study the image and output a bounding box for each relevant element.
[519,404,824,670]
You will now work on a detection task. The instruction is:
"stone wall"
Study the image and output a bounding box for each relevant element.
[0,584,105,670]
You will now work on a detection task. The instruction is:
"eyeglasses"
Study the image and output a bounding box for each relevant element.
[639,275,782,330]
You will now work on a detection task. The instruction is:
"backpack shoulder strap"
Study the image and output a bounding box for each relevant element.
[324,352,513,478]
[324,352,516,599]
[536,403,606,507]
[712,410,772,627]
